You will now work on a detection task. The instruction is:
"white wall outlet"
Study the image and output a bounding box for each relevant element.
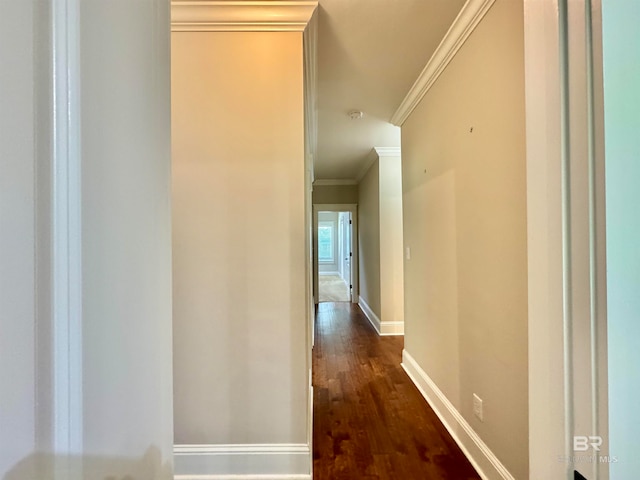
[473,393,483,421]
[405,246,411,260]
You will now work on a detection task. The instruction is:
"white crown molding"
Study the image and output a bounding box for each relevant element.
[171,1,318,32]
[313,179,357,186]
[390,0,496,126]
[374,146,401,157]
[355,146,400,183]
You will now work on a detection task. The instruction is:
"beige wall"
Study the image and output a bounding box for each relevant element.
[357,154,404,328]
[401,0,528,478]
[357,161,381,316]
[172,32,308,446]
[379,155,404,324]
[312,184,358,204]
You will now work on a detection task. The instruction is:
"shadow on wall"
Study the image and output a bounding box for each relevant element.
[4,446,172,480]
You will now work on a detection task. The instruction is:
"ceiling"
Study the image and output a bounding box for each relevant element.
[314,0,467,180]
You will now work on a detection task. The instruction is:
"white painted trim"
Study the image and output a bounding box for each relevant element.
[373,146,401,157]
[174,444,311,478]
[52,0,83,468]
[174,445,310,455]
[401,350,515,480]
[358,296,404,336]
[318,271,340,276]
[355,147,402,183]
[304,12,317,171]
[171,1,318,32]
[523,0,565,475]
[313,179,357,186]
[390,0,497,126]
[307,375,313,475]
[557,1,576,471]
[175,475,310,480]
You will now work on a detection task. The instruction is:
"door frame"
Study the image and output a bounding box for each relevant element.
[312,204,358,305]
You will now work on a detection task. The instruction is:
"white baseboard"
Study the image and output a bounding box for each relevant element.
[401,350,515,480]
[175,476,309,480]
[319,271,340,276]
[174,444,311,480]
[358,296,404,336]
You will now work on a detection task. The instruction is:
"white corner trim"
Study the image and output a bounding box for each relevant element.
[313,179,358,186]
[358,297,404,336]
[374,146,401,158]
[52,0,84,462]
[401,350,515,480]
[171,1,318,32]
[390,0,496,126]
[174,444,311,478]
[304,11,318,171]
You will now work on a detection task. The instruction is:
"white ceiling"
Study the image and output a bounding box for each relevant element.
[315,0,467,180]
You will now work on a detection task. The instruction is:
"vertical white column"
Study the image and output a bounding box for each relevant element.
[525,0,609,478]
[51,0,83,471]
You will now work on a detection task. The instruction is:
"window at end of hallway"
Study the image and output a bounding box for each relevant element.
[318,222,334,262]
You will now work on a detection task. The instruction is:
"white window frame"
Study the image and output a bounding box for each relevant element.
[317,220,336,263]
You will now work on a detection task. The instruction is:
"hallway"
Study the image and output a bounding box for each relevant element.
[312,302,481,479]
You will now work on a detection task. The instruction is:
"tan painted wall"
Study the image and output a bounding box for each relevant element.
[312,184,358,204]
[171,32,308,445]
[401,0,528,478]
[357,161,381,316]
[379,156,404,323]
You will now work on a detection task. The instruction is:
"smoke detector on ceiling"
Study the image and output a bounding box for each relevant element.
[348,110,364,120]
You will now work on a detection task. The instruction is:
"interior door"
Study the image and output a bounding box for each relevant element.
[343,212,352,301]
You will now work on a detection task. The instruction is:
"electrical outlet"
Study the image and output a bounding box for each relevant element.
[473,394,483,421]
[405,247,411,260]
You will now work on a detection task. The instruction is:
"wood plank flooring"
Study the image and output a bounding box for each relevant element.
[312,302,481,480]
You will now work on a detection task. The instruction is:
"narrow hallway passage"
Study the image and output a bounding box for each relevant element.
[313,302,481,479]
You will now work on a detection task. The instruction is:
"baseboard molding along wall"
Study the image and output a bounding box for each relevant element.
[318,271,340,276]
[175,476,309,480]
[401,350,515,480]
[174,444,311,480]
[358,296,404,336]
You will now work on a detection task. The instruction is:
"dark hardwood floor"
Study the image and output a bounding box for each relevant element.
[312,302,481,480]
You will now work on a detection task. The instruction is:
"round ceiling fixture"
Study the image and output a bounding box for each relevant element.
[348,110,364,120]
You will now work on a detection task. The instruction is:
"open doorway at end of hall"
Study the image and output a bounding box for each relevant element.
[313,205,358,304]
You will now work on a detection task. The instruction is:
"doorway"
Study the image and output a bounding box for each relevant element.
[317,211,352,302]
[312,204,358,306]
